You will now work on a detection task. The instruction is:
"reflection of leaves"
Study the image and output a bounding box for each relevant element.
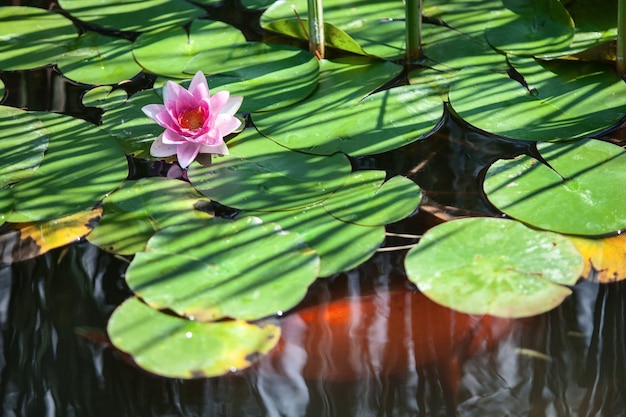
[405,217,584,318]
[570,234,626,283]
[107,296,281,379]
[0,208,102,264]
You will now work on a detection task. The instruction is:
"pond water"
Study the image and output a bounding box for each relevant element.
[2,1,626,416]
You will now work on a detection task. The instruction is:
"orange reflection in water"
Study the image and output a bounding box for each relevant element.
[255,289,515,394]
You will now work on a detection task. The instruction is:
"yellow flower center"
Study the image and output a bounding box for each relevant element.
[178,107,204,130]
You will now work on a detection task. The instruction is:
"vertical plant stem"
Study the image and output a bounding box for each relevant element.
[618,0,626,76]
[405,0,423,65]
[307,0,325,59]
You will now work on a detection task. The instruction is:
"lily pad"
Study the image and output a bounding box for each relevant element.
[4,112,128,222]
[133,20,246,79]
[184,42,319,112]
[0,106,48,188]
[484,139,626,236]
[245,203,385,277]
[569,234,626,283]
[449,57,626,141]
[323,171,422,226]
[253,57,442,156]
[57,0,204,32]
[87,177,213,255]
[485,0,575,57]
[57,32,143,85]
[107,296,281,379]
[0,6,77,70]
[0,207,102,264]
[98,88,164,158]
[188,128,352,211]
[125,216,320,321]
[404,217,584,318]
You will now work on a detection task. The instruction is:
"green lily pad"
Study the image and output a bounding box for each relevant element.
[87,177,213,255]
[57,0,204,32]
[449,57,626,141]
[4,112,127,222]
[484,139,626,236]
[0,78,5,100]
[126,216,320,321]
[485,0,575,57]
[404,217,584,318]
[323,171,422,226]
[0,106,48,188]
[108,296,281,379]
[184,42,319,112]
[253,57,442,156]
[187,128,352,211]
[56,32,143,85]
[98,88,163,158]
[0,6,77,70]
[133,20,246,79]
[563,0,617,56]
[245,203,385,277]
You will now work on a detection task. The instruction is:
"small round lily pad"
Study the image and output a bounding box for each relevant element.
[405,217,584,318]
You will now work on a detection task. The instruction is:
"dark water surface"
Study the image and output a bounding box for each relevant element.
[2,1,626,416]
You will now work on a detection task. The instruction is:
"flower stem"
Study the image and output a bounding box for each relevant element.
[307,0,325,59]
[405,0,423,66]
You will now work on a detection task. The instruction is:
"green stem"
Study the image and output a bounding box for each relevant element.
[307,0,325,59]
[618,0,626,76]
[405,0,423,65]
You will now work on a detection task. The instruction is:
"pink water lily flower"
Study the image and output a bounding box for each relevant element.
[142,71,243,169]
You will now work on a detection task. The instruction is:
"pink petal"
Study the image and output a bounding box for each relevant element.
[215,114,241,137]
[176,142,202,169]
[163,80,185,102]
[150,135,178,157]
[209,90,230,114]
[188,71,210,100]
[200,142,229,156]
[196,127,223,146]
[220,96,243,117]
[161,129,188,145]
[142,104,165,121]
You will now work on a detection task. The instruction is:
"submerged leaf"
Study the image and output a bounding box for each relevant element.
[108,297,281,379]
[405,217,584,318]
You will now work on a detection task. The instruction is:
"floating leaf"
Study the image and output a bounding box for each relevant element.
[57,0,204,32]
[98,88,163,158]
[245,204,385,276]
[184,42,319,112]
[57,32,143,85]
[0,6,77,70]
[188,128,352,211]
[570,234,626,283]
[485,0,574,57]
[449,57,626,141]
[0,207,102,264]
[323,171,422,226]
[133,20,246,79]
[4,112,127,222]
[87,177,213,255]
[0,106,48,188]
[404,217,584,318]
[108,297,280,379]
[126,216,320,321]
[484,139,626,236]
[253,57,442,156]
